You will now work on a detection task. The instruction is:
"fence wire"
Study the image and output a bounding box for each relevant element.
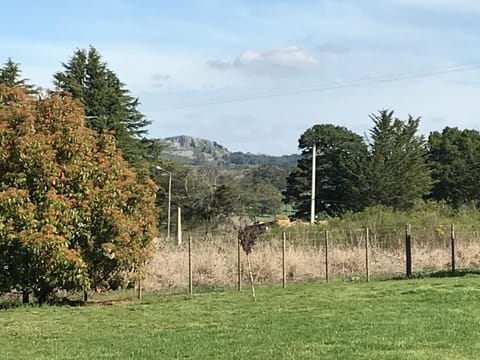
[5,224,478,304]
[145,225,480,293]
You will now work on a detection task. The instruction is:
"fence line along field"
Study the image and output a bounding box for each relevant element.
[144,224,480,292]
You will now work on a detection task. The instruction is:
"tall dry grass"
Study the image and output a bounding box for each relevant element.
[144,227,480,291]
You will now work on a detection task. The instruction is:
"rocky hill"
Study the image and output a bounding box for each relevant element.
[160,135,299,169]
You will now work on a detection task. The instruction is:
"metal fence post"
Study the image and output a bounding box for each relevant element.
[325,230,329,283]
[365,227,370,282]
[451,224,456,273]
[405,224,412,278]
[237,237,242,291]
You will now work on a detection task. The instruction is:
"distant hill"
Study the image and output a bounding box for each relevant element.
[160,135,299,169]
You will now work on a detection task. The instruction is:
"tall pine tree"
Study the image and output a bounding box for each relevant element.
[54,46,158,165]
[0,58,34,91]
[366,110,432,209]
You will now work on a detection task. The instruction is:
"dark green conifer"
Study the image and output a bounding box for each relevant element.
[54,46,158,165]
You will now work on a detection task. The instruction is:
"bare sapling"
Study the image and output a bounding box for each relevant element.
[238,222,270,301]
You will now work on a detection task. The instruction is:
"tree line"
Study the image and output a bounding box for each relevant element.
[285,110,480,219]
[2,48,478,226]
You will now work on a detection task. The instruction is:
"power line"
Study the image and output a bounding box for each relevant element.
[152,62,480,112]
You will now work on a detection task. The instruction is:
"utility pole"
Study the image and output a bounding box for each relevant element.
[166,171,172,240]
[310,143,316,224]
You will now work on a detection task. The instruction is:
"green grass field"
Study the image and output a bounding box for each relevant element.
[2,276,480,359]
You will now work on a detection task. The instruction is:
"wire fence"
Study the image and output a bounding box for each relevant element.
[145,224,480,293]
[3,224,480,305]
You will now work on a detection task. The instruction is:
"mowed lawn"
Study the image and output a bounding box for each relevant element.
[2,277,480,359]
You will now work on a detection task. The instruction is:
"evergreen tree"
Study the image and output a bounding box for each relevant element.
[0,58,34,91]
[54,46,157,165]
[427,127,480,207]
[366,110,432,209]
[285,111,433,218]
[284,124,368,218]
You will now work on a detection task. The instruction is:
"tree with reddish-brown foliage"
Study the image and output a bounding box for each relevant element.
[0,85,158,304]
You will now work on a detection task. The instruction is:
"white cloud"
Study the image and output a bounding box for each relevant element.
[208,46,320,78]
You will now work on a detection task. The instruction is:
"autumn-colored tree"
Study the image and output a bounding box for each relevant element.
[0,85,158,303]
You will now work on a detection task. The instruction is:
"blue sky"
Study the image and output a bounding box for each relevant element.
[2,0,480,155]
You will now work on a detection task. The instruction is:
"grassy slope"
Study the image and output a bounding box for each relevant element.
[1,277,480,360]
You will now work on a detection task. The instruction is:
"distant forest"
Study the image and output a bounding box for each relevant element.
[223,152,299,169]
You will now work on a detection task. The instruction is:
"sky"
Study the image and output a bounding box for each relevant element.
[2,0,480,155]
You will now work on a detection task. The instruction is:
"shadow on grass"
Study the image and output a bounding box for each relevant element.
[0,297,86,309]
[51,297,86,307]
[1,292,141,309]
[389,268,480,281]
[429,269,480,278]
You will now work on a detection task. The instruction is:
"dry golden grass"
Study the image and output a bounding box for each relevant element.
[144,230,480,290]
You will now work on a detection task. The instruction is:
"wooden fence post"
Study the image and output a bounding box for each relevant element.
[365,227,370,282]
[325,230,329,283]
[237,236,242,291]
[282,231,286,288]
[188,235,193,295]
[405,224,412,278]
[451,224,456,274]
